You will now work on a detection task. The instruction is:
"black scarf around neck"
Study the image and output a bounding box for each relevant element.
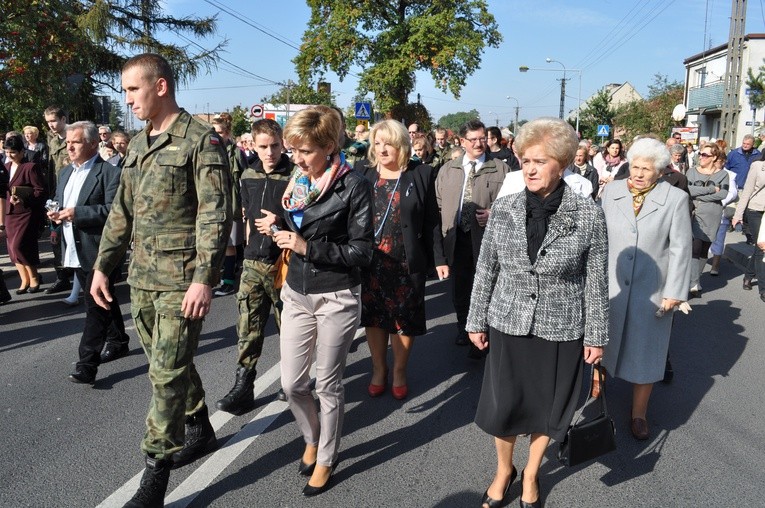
[525,181,565,264]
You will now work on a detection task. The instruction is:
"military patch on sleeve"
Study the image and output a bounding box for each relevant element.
[209,135,220,145]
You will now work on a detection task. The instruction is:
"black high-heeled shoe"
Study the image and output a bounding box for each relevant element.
[481,466,517,508]
[519,470,541,508]
[302,461,338,497]
[15,286,29,295]
[297,459,316,477]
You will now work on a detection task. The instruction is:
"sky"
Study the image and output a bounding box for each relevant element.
[122,0,765,128]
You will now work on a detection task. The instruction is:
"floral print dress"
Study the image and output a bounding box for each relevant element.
[360,175,426,335]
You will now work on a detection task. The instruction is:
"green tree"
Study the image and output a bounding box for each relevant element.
[294,1,501,119]
[0,0,96,129]
[262,80,336,107]
[578,88,615,140]
[746,66,765,110]
[0,0,223,131]
[108,98,125,131]
[613,74,683,140]
[437,109,480,133]
[230,105,250,138]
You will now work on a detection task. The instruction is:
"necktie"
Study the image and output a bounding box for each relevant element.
[460,161,477,232]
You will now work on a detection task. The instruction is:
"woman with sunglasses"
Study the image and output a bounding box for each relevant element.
[686,142,730,297]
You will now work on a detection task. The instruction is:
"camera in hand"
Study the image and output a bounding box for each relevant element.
[45,199,61,213]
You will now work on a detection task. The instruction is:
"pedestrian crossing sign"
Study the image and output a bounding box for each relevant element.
[355,101,371,120]
[597,124,610,137]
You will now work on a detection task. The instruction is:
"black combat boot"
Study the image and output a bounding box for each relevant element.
[123,455,172,508]
[215,366,257,414]
[171,405,217,468]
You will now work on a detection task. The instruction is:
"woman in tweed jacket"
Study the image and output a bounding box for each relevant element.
[467,118,608,508]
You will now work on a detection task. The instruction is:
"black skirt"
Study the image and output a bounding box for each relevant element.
[475,329,584,442]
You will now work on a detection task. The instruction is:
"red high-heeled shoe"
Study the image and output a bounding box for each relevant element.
[391,384,408,400]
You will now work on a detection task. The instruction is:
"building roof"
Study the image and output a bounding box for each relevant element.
[684,33,765,65]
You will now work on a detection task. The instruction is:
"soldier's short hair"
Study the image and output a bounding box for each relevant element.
[251,119,283,140]
[67,121,99,144]
[284,106,343,154]
[43,106,66,119]
[123,53,176,98]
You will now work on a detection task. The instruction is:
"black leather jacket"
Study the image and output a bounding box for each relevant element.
[282,169,374,294]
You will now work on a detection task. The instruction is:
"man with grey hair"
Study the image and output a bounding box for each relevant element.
[46,121,125,384]
[727,134,761,190]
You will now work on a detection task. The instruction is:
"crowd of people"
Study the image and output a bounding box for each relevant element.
[2,53,764,508]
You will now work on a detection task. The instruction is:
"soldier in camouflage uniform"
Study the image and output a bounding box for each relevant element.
[43,106,75,295]
[90,53,232,508]
[215,119,292,415]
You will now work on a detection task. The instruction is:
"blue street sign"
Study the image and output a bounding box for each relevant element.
[597,124,610,137]
[355,101,371,120]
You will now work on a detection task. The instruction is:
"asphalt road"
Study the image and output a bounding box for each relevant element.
[1,235,763,507]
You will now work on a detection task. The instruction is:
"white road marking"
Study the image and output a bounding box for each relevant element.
[97,329,363,507]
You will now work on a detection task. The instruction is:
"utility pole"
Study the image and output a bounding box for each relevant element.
[720,0,747,146]
[557,76,568,120]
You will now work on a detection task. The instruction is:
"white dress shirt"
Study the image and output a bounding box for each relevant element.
[458,154,486,217]
[62,154,98,268]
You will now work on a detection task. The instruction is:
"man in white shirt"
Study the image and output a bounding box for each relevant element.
[435,119,511,355]
[47,121,124,384]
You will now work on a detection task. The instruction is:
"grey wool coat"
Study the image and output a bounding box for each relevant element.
[466,183,609,346]
[600,180,692,384]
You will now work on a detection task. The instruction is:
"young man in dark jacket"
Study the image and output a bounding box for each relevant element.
[216,119,293,414]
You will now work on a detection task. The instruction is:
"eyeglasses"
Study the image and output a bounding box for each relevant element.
[699,153,714,158]
[464,137,487,144]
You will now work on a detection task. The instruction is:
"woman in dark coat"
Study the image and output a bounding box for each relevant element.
[3,134,47,293]
[467,118,608,508]
[358,120,448,400]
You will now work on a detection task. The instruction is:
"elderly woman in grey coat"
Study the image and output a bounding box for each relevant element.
[601,138,692,440]
[467,118,608,508]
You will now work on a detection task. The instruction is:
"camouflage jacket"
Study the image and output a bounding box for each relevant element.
[94,109,232,290]
[47,133,68,194]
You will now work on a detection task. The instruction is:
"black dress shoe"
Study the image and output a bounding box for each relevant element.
[45,278,71,294]
[743,276,753,290]
[15,286,29,295]
[27,285,41,294]
[481,466,517,508]
[68,369,96,384]
[100,343,130,363]
[302,462,338,497]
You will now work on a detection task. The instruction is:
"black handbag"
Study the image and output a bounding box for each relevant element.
[558,365,617,467]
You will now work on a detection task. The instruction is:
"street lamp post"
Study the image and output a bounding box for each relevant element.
[506,96,520,134]
[519,61,583,136]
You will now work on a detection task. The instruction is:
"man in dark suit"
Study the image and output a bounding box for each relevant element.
[47,121,126,384]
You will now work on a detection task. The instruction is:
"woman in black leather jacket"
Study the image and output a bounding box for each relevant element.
[272,106,373,496]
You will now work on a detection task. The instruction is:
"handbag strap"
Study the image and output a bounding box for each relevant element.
[571,364,609,426]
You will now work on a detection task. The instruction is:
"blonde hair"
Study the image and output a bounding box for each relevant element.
[283,106,342,154]
[23,125,39,137]
[515,117,579,168]
[368,120,411,170]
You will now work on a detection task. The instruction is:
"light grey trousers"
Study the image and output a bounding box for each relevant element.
[279,282,361,466]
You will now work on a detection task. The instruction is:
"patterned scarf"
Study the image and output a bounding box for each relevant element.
[627,178,658,216]
[604,153,623,167]
[282,152,351,212]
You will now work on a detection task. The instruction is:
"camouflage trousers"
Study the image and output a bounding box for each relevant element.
[130,288,206,459]
[236,259,282,369]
